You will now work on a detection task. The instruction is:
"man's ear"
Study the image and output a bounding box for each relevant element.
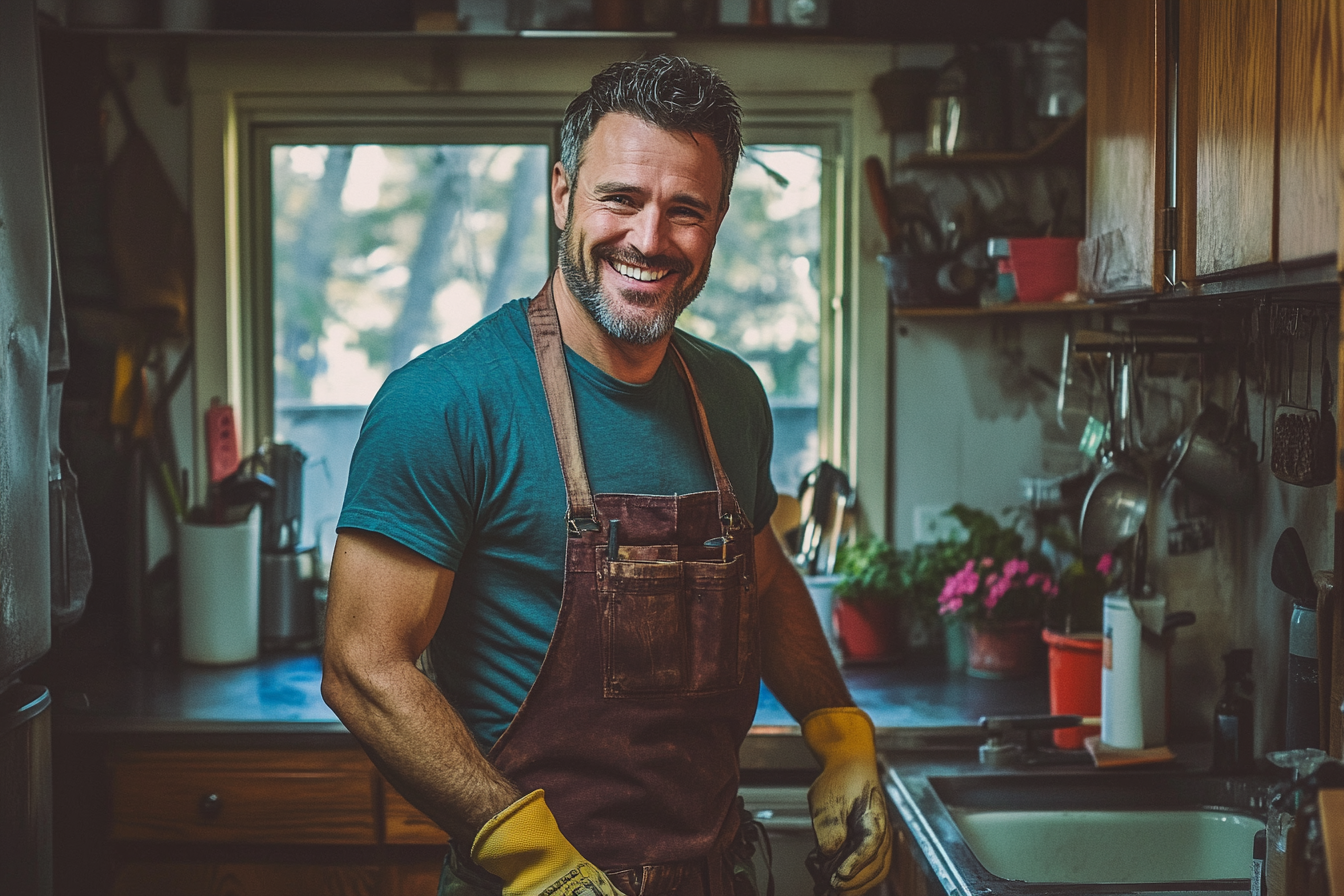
[551,161,571,231]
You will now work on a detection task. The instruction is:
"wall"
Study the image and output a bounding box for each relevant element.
[889,302,1337,752]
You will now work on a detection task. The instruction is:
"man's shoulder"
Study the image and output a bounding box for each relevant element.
[386,299,532,389]
[673,328,754,376]
[671,329,766,398]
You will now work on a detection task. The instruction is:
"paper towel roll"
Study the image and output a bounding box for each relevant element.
[179,507,260,664]
[1101,592,1167,749]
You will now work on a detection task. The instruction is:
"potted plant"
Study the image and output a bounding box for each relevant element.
[933,504,1056,678]
[831,536,906,662]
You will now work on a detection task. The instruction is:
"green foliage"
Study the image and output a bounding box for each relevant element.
[833,536,904,604]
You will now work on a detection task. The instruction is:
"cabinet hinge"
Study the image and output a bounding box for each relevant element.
[1158,207,1177,252]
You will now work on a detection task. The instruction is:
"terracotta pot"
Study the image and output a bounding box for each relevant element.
[832,599,900,662]
[966,618,1041,679]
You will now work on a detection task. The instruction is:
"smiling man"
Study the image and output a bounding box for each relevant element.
[322,56,890,896]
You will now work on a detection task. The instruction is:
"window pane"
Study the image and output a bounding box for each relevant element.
[683,144,823,493]
[271,143,551,560]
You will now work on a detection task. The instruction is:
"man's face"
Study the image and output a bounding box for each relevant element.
[553,112,728,346]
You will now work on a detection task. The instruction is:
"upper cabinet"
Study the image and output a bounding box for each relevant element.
[1176,0,1278,280]
[1279,0,1341,265]
[1080,0,1167,296]
[1084,0,1340,298]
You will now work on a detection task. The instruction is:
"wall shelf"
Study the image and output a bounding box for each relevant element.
[897,109,1085,169]
[892,299,1098,318]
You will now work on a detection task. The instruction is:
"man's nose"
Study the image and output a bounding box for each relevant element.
[627,206,671,257]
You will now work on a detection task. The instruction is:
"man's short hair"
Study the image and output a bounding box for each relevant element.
[560,55,743,204]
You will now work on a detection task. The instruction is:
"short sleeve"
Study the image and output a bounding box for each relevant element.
[337,359,480,570]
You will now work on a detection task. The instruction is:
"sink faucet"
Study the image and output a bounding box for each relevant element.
[978,714,1089,767]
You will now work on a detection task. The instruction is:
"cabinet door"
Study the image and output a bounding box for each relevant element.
[1278,0,1340,264]
[1080,0,1168,296]
[1177,0,1279,280]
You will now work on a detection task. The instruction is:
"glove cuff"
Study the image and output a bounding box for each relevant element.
[801,706,876,766]
[471,789,563,879]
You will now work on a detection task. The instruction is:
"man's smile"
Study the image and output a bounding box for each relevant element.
[610,260,671,283]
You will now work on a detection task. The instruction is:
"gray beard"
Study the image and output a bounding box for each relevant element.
[557,227,709,346]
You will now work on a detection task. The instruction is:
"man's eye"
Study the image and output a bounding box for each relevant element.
[603,195,634,206]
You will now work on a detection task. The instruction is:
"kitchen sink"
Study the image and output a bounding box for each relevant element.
[884,753,1275,895]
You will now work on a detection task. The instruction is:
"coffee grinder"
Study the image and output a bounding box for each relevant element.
[259,442,316,649]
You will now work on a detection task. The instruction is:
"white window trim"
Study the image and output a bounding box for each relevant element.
[188,37,894,536]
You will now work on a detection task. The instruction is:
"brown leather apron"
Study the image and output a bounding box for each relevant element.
[485,278,761,892]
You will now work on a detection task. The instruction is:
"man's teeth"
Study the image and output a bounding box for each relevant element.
[613,261,669,282]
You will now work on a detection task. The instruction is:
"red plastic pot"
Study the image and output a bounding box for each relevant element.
[1007,237,1082,302]
[1042,628,1103,748]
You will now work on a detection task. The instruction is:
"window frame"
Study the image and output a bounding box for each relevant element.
[238,103,849,487]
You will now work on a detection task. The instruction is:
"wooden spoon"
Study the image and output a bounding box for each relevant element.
[863,155,894,251]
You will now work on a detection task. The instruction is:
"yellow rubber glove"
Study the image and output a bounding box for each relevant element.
[802,707,892,895]
[471,790,619,896]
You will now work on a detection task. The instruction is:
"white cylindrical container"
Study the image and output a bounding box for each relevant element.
[179,507,260,664]
[804,574,844,666]
[1101,592,1166,749]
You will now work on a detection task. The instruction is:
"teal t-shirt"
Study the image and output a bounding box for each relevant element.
[338,297,778,749]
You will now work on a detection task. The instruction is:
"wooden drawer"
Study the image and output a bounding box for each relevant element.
[110,749,378,844]
[383,785,449,845]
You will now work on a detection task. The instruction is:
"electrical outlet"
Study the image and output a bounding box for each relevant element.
[913,504,965,545]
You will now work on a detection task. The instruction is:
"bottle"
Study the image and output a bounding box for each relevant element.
[1211,648,1255,773]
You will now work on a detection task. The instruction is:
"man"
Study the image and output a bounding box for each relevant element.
[322,55,889,896]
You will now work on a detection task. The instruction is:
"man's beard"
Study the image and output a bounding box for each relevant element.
[557,224,709,346]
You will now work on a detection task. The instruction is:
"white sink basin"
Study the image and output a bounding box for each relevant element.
[948,807,1264,884]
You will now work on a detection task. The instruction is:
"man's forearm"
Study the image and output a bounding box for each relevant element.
[755,529,854,719]
[323,654,521,844]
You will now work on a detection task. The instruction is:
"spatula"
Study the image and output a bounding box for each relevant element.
[1270,527,1315,606]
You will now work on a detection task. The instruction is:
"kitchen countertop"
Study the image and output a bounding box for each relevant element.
[44,650,1048,746]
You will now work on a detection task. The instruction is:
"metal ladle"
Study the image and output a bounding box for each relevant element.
[1079,353,1150,557]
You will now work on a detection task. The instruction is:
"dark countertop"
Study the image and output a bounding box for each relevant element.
[45,650,1049,744]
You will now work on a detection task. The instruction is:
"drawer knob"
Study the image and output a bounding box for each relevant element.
[197,792,222,820]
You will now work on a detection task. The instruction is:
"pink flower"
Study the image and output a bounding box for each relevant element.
[980,557,995,568]
[1002,558,1029,579]
[1026,573,1043,587]
[1096,554,1114,576]
[939,595,964,615]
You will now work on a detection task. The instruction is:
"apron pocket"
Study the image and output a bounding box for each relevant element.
[599,555,747,696]
[685,557,746,691]
[602,560,687,695]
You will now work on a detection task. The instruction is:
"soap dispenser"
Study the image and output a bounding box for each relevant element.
[1211,648,1255,773]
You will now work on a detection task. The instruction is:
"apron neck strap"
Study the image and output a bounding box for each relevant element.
[667,344,747,532]
[525,274,748,536]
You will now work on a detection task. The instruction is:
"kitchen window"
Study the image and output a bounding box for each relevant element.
[249,118,840,562]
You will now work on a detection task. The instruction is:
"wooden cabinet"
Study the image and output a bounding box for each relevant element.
[1080,0,1167,296]
[105,747,445,896]
[1279,0,1341,264]
[1176,0,1279,280]
[1085,0,1340,296]
[111,749,380,844]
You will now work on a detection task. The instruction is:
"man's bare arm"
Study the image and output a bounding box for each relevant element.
[753,527,854,719]
[321,529,521,843]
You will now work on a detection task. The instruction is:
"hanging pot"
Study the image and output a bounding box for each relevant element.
[1163,373,1257,506]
